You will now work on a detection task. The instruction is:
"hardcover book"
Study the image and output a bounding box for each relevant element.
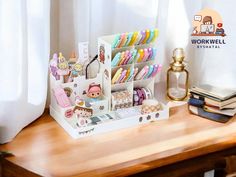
[191,84,236,101]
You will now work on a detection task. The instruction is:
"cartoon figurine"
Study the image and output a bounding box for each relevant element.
[86,83,102,102]
[50,53,60,80]
[57,53,69,75]
[71,63,83,78]
[99,45,105,64]
[73,105,93,127]
[57,53,70,82]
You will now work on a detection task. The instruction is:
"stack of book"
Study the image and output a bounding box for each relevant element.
[188,84,236,123]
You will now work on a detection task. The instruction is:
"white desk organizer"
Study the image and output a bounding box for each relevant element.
[50,29,169,138]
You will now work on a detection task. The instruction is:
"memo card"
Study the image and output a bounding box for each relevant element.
[78,42,89,63]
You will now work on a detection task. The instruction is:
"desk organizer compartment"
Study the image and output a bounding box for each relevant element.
[50,103,169,139]
[50,29,169,139]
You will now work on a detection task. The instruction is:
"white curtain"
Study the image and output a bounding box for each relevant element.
[53,0,236,89]
[0,0,50,143]
[52,0,168,59]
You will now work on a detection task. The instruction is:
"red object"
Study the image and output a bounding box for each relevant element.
[217,23,223,28]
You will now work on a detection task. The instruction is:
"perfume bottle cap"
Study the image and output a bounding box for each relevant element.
[170,48,186,71]
[173,48,184,59]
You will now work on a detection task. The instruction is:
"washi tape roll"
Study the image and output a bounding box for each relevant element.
[111,90,132,110]
[141,99,161,115]
[133,87,152,106]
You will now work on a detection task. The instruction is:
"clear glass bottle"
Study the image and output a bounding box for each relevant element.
[167,48,189,101]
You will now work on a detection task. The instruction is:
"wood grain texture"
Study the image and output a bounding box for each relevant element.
[1,105,236,177]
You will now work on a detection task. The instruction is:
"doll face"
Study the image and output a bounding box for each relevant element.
[87,85,102,98]
[87,90,101,98]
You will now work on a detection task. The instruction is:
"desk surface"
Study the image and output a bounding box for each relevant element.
[1,105,236,177]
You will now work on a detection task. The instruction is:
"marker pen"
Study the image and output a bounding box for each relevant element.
[144,65,154,79]
[123,52,132,65]
[135,66,149,80]
[111,52,121,67]
[138,30,146,45]
[148,64,158,78]
[137,49,144,63]
[151,64,162,78]
[146,30,154,44]
[142,48,149,62]
[112,68,123,84]
[117,69,127,83]
[118,33,127,48]
[134,32,142,45]
[112,34,121,48]
[151,48,157,60]
[128,49,137,64]
[118,50,129,65]
[129,67,139,81]
[124,32,133,47]
[147,48,153,61]
[127,67,134,81]
[142,30,150,44]
[121,68,130,82]
[129,31,139,46]
[151,29,159,43]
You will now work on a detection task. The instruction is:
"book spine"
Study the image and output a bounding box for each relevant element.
[189,105,231,123]
[188,98,204,108]
[190,92,220,107]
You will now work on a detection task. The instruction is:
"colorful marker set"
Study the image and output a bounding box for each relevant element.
[134,64,162,81]
[111,64,161,85]
[111,49,136,67]
[112,47,157,67]
[111,29,159,49]
[111,67,135,85]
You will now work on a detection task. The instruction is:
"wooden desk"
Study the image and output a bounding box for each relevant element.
[1,105,236,177]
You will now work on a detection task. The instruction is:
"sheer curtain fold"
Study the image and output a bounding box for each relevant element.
[56,0,163,58]
[0,0,50,143]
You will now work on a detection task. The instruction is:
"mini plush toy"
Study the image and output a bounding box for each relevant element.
[86,83,102,102]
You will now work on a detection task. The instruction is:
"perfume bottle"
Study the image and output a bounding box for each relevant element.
[167,48,189,101]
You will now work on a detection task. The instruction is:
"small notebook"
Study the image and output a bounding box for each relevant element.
[191,84,236,101]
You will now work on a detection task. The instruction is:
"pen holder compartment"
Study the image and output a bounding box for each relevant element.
[112,46,135,58]
[111,64,133,85]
